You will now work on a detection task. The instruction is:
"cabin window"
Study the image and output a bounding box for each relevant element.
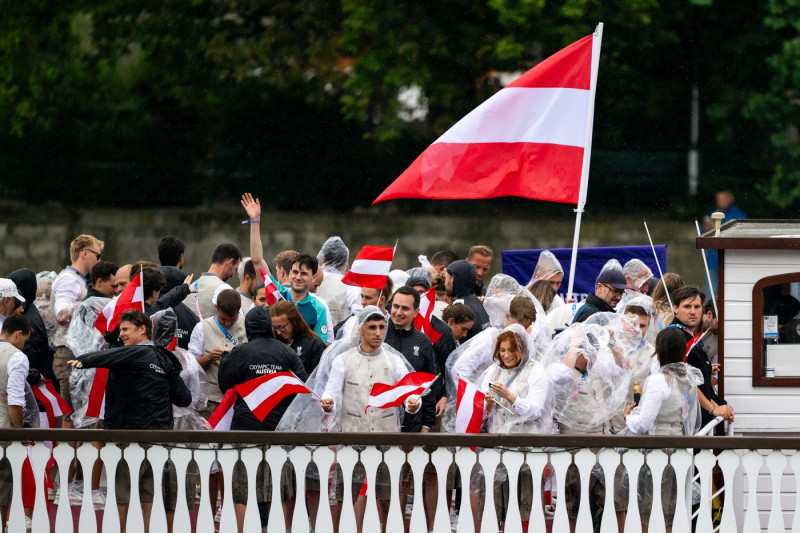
[752,273,800,387]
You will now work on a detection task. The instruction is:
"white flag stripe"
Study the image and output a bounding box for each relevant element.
[455,380,479,433]
[39,413,50,429]
[350,259,393,276]
[37,385,65,417]
[369,382,435,407]
[99,396,105,419]
[216,407,234,431]
[435,87,590,148]
[241,374,306,409]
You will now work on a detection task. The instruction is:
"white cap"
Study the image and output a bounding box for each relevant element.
[212,283,235,305]
[0,279,24,302]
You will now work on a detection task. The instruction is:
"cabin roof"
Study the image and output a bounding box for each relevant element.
[697,219,800,250]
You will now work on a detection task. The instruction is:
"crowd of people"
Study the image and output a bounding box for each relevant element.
[0,192,732,533]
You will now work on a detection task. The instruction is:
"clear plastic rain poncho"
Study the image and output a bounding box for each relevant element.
[151,309,209,429]
[24,383,40,428]
[35,271,58,332]
[622,259,653,293]
[67,297,111,428]
[477,324,555,434]
[545,318,634,432]
[485,274,551,356]
[527,250,563,286]
[624,363,703,436]
[276,306,415,433]
[616,294,660,347]
[406,255,436,283]
[317,236,349,274]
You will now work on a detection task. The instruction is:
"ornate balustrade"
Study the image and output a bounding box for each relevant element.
[0,429,796,532]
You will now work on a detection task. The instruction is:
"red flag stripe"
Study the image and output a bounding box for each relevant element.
[374,142,584,205]
[86,368,109,419]
[506,34,593,90]
[258,268,283,306]
[204,388,238,430]
[349,246,395,262]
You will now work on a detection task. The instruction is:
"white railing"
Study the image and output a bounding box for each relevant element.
[1,429,796,532]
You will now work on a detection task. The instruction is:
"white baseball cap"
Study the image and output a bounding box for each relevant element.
[0,279,24,302]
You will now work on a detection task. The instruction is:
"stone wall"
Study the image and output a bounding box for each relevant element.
[0,202,706,287]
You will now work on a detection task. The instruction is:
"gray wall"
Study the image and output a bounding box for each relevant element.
[0,201,706,288]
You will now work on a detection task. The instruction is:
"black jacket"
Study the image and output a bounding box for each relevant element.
[9,269,55,383]
[431,316,457,400]
[572,293,615,324]
[85,287,107,300]
[385,320,436,431]
[218,307,308,431]
[289,335,326,375]
[670,318,726,427]
[150,284,197,350]
[78,342,192,430]
[447,260,490,340]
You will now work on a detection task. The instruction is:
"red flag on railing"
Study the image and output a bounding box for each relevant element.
[413,287,442,344]
[234,372,311,421]
[341,245,395,289]
[365,372,437,412]
[95,271,145,334]
[373,31,598,205]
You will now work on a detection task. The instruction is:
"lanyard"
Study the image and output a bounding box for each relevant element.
[67,267,87,286]
[215,317,237,346]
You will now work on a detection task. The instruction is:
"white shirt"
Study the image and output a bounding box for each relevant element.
[625,372,671,434]
[0,340,30,407]
[322,347,409,413]
[52,269,85,316]
[187,322,205,358]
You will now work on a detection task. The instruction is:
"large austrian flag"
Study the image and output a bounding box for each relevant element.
[374,28,601,205]
[455,377,485,434]
[365,371,437,411]
[341,245,395,289]
[204,388,238,430]
[95,270,145,334]
[234,372,311,421]
[258,267,283,306]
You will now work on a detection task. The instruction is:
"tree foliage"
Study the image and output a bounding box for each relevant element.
[0,1,794,214]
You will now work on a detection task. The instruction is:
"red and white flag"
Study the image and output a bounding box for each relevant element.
[234,372,311,421]
[86,368,109,419]
[258,267,283,306]
[374,26,602,206]
[95,270,145,334]
[342,245,395,289]
[455,376,484,434]
[413,287,442,344]
[365,371,437,412]
[684,329,710,362]
[204,388,238,430]
[31,379,71,428]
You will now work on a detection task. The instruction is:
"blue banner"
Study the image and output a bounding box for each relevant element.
[501,245,667,302]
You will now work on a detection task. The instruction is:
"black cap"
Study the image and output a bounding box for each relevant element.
[596,269,629,290]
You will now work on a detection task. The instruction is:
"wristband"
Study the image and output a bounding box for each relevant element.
[241,217,261,224]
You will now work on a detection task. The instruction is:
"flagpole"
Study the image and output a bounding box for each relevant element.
[566,22,603,302]
[644,220,673,311]
[458,373,515,416]
[289,370,321,401]
[694,219,719,318]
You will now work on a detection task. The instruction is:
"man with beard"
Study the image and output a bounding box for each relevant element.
[572,268,630,323]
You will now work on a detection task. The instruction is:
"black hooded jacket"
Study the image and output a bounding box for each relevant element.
[447,260,490,340]
[385,320,437,431]
[218,307,308,431]
[78,341,191,430]
[289,335,326,375]
[431,315,457,400]
[9,269,54,383]
[157,266,198,350]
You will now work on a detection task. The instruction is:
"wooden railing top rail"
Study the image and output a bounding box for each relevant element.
[2,429,798,451]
